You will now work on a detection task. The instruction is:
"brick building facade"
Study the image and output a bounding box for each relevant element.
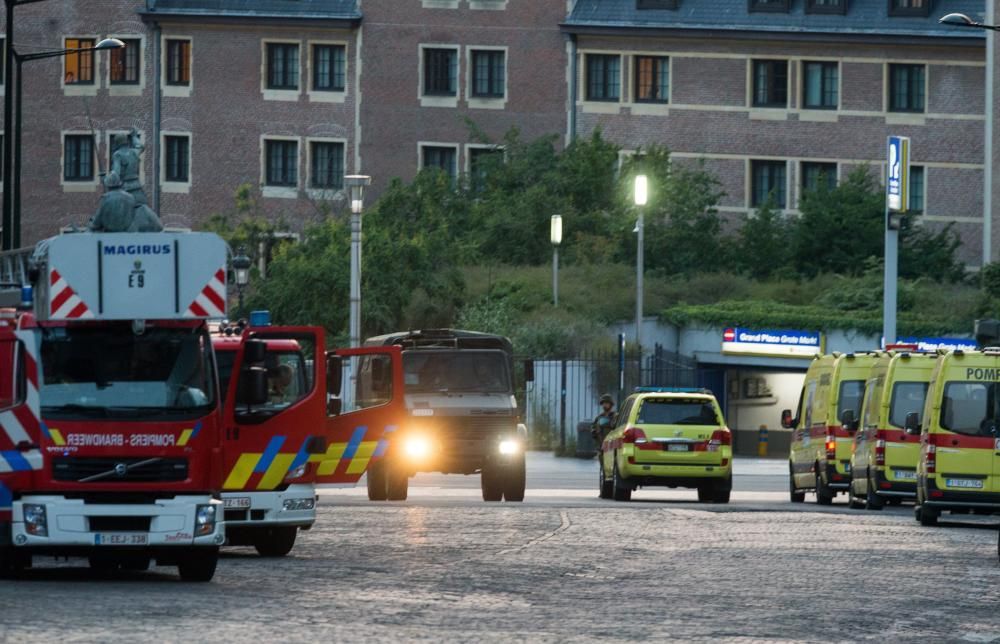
[0,0,996,268]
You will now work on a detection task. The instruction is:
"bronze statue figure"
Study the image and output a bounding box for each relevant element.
[111,128,148,206]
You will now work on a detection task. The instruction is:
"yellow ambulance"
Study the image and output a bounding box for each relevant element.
[784,352,879,504]
[914,348,1000,526]
[849,349,935,510]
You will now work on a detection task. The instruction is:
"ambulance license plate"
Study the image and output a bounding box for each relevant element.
[946,478,984,489]
[224,497,252,509]
[667,444,689,452]
[894,470,917,480]
[95,533,149,546]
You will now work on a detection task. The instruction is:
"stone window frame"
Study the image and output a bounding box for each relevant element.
[747,158,790,209]
[749,58,790,109]
[466,46,508,110]
[305,136,348,200]
[162,35,193,98]
[417,141,460,180]
[308,39,349,104]
[800,59,840,110]
[161,130,192,194]
[261,38,303,102]
[107,35,145,96]
[61,130,98,192]
[260,135,302,199]
[419,44,461,108]
[62,34,100,97]
[798,160,839,207]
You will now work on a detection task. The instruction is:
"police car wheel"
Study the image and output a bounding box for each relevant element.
[865,471,884,511]
[177,549,219,582]
[367,460,388,502]
[611,456,631,502]
[598,460,613,499]
[254,527,297,557]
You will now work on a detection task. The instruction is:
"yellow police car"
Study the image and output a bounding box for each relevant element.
[598,388,732,503]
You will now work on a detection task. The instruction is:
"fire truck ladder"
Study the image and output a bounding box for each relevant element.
[0,246,34,308]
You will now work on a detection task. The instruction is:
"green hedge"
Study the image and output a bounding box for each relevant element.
[661,300,965,337]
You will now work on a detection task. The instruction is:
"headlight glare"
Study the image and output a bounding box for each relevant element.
[404,436,432,459]
[23,503,47,537]
[499,440,520,455]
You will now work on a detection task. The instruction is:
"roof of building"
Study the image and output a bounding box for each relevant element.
[144,0,361,21]
[565,0,986,40]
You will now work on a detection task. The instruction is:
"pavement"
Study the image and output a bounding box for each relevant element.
[1,453,999,642]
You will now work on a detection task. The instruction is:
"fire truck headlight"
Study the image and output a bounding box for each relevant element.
[23,503,47,537]
[499,440,520,455]
[195,504,217,537]
[404,436,432,460]
[282,498,316,512]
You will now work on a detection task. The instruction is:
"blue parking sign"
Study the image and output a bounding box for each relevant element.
[886,136,910,212]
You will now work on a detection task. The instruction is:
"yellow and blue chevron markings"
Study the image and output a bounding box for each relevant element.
[177,421,203,447]
[41,422,65,446]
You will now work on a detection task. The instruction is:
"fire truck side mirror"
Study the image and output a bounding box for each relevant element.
[238,366,269,407]
[327,355,343,396]
[244,339,267,365]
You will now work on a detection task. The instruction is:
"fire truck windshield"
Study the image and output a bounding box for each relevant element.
[39,324,216,420]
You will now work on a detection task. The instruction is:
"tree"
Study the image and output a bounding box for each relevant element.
[735,198,792,279]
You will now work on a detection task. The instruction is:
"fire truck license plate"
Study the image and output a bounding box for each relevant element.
[95,533,149,546]
[946,478,984,489]
[224,497,251,509]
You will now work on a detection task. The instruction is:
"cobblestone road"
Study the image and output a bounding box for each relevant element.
[2,456,999,642]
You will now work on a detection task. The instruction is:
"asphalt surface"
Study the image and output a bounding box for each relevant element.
[2,453,999,643]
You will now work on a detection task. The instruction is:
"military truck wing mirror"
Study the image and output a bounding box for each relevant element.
[780,409,794,429]
[327,355,343,397]
[904,412,921,435]
[244,338,267,365]
[840,409,858,432]
[238,366,269,407]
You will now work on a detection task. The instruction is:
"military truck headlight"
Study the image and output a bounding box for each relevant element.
[499,440,520,455]
[23,503,47,537]
[195,504,217,537]
[404,436,432,460]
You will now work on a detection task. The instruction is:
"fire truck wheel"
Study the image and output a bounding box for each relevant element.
[254,527,297,557]
[502,454,526,502]
[815,464,834,506]
[481,463,503,502]
[367,460,388,501]
[386,462,409,501]
[177,548,219,582]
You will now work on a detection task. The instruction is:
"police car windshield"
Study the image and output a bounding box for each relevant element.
[941,382,1000,436]
[637,400,720,426]
[888,382,929,429]
[403,351,510,394]
[40,324,216,419]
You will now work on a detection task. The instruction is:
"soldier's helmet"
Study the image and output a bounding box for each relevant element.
[599,393,614,405]
[104,171,123,189]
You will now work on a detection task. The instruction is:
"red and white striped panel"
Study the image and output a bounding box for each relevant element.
[185,268,227,319]
[49,269,95,320]
[0,330,44,471]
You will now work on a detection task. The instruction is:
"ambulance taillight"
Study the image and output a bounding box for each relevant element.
[875,431,886,466]
[825,435,836,460]
[925,444,936,474]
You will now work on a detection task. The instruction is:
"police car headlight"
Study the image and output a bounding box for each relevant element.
[23,503,47,537]
[404,436,432,460]
[282,498,316,512]
[499,440,520,455]
[195,504,217,537]
[284,464,307,482]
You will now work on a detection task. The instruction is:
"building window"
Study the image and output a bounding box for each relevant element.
[586,54,621,102]
[748,0,790,12]
[423,48,458,97]
[165,135,190,183]
[751,160,786,208]
[634,55,669,103]
[422,146,457,179]
[266,43,299,90]
[469,147,503,191]
[752,60,787,108]
[801,162,837,193]
[806,0,846,13]
[166,39,190,86]
[64,135,94,181]
[64,38,95,85]
[909,165,924,213]
[471,49,505,98]
[636,0,678,8]
[110,38,140,85]
[889,0,930,17]
[889,64,925,113]
[312,44,346,92]
[802,61,838,109]
[310,141,344,190]
[265,140,298,187]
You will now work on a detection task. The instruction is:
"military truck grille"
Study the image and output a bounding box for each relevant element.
[52,458,189,483]
[435,416,516,437]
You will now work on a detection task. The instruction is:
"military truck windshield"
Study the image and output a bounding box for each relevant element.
[403,351,510,394]
[888,382,929,428]
[637,400,720,426]
[940,382,1000,436]
[40,324,216,419]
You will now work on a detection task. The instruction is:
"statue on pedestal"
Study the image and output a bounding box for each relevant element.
[111,128,148,207]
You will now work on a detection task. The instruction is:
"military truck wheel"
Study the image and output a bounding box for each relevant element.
[815,464,834,506]
[481,463,503,502]
[177,548,219,582]
[865,471,884,511]
[367,460,388,501]
[598,460,613,499]
[611,456,631,502]
[386,462,409,501]
[254,527,297,557]
[502,454,526,502]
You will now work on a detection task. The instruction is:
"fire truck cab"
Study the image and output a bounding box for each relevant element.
[0,232,229,580]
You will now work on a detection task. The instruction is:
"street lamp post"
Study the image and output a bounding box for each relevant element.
[10,38,123,248]
[939,13,1000,31]
[344,174,371,349]
[232,248,251,315]
[633,175,648,355]
[550,214,562,307]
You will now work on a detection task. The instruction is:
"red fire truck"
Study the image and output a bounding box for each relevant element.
[212,315,404,557]
[0,232,229,580]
